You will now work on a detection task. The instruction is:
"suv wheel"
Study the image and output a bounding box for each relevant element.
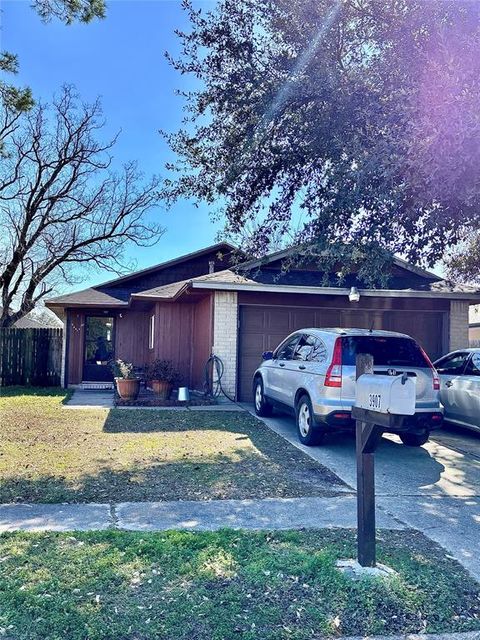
[400,431,429,447]
[253,377,273,417]
[296,395,324,446]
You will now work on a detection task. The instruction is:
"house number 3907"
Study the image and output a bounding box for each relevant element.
[368,394,381,410]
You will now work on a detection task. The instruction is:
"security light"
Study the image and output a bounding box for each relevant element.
[349,286,360,303]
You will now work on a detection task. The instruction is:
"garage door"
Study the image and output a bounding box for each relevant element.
[237,305,445,401]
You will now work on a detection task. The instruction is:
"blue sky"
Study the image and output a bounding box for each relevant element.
[1,0,220,289]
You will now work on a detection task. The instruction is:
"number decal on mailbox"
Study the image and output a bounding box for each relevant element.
[368,393,382,410]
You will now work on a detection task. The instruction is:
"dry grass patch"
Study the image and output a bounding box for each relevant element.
[0,388,345,503]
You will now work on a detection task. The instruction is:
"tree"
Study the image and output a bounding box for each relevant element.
[32,0,106,24]
[1,0,106,150]
[164,0,480,284]
[0,86,162,328]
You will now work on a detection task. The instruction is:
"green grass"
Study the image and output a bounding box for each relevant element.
[0,529,479,639]
[0,387,344,503]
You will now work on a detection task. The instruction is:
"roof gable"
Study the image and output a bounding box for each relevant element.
[46,242,237,308]
[238,246,441,284]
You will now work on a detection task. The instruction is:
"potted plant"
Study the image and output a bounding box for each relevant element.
[111,359,140,401]
[146,359,181,400]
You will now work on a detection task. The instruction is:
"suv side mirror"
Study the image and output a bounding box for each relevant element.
[262,350,273,361]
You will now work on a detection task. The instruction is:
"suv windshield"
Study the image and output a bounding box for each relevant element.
[341,336,429,368]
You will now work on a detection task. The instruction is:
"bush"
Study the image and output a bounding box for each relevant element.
[146,359,182,386]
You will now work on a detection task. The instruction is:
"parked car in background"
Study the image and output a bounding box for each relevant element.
[434,349,480,433]
[253,328,443,447]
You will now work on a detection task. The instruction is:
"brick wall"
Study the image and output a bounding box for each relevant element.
[449,300,469,351]
[212,291,238,398]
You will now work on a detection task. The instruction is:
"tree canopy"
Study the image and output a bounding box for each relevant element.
[164,0,480,284]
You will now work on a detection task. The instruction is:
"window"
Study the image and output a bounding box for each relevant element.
[149,314,155,350]
[435,352,470,376]
[275,334,301,360]
[341,336,429,368]
[293,335,328,362]
[463,353,480,377]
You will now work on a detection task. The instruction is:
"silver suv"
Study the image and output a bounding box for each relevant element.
[253,328,443,447]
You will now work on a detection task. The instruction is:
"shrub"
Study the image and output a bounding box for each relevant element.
[146,359,182,386]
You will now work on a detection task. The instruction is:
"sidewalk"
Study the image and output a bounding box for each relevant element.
[0,495,402,533]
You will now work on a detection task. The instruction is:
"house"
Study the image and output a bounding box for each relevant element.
[469,305,480,346]
[46,242,480,399]
[0,306,60,329]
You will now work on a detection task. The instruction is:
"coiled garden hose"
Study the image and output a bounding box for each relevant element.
[203,353,236,403]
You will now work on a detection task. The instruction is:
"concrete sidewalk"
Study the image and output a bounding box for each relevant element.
[0,495,403,533]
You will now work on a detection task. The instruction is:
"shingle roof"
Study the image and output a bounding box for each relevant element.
[47,287,128,307]
[132,269,256,300]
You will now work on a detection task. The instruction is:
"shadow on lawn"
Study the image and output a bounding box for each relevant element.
[0,451,341,504]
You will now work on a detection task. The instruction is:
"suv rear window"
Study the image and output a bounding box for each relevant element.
[341,336,429,367]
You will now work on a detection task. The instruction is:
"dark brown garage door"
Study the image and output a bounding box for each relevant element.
[237,305,445,401]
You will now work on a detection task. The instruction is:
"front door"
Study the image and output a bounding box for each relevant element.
[83,316,115,381]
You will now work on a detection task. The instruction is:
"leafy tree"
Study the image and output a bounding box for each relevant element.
[164,0,480,284]
[0,86,162,328]
[32,0,105,24]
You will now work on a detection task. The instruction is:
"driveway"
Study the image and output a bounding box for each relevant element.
[246,405,480,581]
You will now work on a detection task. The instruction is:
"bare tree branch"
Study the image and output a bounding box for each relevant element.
[0,86,163,327]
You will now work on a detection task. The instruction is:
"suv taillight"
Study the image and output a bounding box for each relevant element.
[325,337,342,387]
[420,346,440,391]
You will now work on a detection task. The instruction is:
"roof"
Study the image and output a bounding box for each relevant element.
[85,242,236,289]
[46,241,480,309]
[46,242,237,308]
[239,245,442,282]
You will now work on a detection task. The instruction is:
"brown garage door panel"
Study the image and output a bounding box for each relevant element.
[237,304,445,401]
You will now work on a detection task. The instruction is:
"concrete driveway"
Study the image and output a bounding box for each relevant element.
[247,405,480,581]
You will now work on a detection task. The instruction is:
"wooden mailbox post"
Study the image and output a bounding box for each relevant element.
[352,354,415,567]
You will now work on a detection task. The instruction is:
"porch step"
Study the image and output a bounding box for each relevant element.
[81,382,114,390]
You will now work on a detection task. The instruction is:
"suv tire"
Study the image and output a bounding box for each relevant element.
[296,395,324,446]
[253,377,273,417]
[400,431,429,447]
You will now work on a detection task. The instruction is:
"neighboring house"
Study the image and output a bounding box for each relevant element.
[46,242,480,399]
[0,307,56,329]
[469,305,480,346]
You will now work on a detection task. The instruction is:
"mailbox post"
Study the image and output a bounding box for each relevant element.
[352,354,416,567]
[354,354,381,567]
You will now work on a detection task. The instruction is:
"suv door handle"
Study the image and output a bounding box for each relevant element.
[279,362,285,367]
[445,380,453,388]
[298,365,306,370]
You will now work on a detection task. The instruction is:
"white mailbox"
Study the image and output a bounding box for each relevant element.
[355,373,416,416]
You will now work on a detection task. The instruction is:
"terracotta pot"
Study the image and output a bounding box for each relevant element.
[151,380,173,400]
[115,377,140,401]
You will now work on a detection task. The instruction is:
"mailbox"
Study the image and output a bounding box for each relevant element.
[355,373,416,416]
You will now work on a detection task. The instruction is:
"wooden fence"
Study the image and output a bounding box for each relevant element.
[0,328,63,387]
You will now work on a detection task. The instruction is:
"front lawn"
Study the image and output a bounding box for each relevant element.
[0,388,344,503]
[0,528,479,639]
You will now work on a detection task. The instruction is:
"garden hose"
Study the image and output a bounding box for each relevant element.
[203,354,236,403]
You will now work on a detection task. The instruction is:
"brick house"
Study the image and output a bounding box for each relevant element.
[46,242,480,400]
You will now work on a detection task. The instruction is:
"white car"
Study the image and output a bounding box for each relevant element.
[434,349,480,432]
[253,328,443,446]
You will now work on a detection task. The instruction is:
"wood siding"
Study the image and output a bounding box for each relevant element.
[67,310,85,385]
[191,295,213,390]
[115,312,150,366]
[153,302,195,386]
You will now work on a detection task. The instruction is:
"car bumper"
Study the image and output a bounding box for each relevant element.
[316,410,444,432]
